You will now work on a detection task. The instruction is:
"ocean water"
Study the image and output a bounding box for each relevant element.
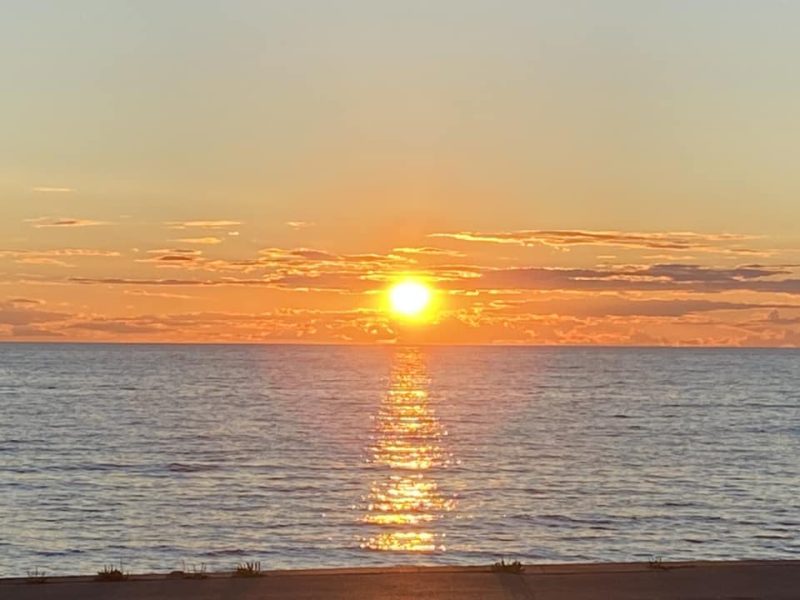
[0,343,798,577]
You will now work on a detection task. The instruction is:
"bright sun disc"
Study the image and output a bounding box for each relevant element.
[389,281,431,317]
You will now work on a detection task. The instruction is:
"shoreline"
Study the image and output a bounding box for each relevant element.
[2,559,799,599]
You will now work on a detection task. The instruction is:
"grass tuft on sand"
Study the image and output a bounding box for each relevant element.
[491,559,524,573]
[183,562,209,579]
[95,564,128,582]
[234,561,264,577]
[648,556,670,570]
[25,568,47,584]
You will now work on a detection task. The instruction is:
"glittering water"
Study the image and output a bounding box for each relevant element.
[0,343,798,576]
[360,349,455,552]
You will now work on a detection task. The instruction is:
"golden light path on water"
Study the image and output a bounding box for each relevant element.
[361,348,455,553]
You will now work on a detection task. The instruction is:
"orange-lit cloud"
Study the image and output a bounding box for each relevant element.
[174,237,224,245]
[167,220,241,230]
[2,225,800,346]
[25,217,108,228]
[286,221,315,230]
[0,300,69,326]
[0,249,121,259]
[0,249,122,268]
[31,187,75,193]
[430,230,767,256]
[393,247,466,258]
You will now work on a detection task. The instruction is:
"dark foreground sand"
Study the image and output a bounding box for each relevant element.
[2,560,799,600]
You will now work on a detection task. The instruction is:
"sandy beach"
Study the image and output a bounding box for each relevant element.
[2,560,798,600]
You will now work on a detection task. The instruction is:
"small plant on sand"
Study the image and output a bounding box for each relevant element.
[492,558,524,573]
[26,568,47,584]
[96,563,128,582]
[234,561,263,577]
[183,562,209,580]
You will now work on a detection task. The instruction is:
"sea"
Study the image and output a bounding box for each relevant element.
[0,344,798,577]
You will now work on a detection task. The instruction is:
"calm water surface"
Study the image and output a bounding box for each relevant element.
[0,344,798,576]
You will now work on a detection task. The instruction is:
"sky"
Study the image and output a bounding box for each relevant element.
[3,1,800,345]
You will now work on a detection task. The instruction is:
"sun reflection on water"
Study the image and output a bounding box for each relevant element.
[360,348,455,553]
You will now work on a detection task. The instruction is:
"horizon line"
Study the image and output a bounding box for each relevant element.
[1,340,798,350]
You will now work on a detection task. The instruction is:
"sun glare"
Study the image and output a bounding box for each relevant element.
[388,281,432,318]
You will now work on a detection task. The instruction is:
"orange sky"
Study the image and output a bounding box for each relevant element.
[3,2,800,346]
[3,222,800,346]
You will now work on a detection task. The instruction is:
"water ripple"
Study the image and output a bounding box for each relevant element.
[0,344,798,576]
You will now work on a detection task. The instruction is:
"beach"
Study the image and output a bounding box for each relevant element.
[2,561,799,600]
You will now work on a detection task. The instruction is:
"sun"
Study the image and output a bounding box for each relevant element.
[388,281,432,318]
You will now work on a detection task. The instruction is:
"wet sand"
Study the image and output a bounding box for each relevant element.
[2,560,798,599]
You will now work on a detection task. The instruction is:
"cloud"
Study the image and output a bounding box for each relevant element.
[31,187,74,193]
[15,257,74,267]
[393,247,466,258]
[45,253,800,299]
[258,247,408,265]
[8,297,43,306]
[66,320,166,334]
[7,222,797,346]
[39,309,394,343]
[644,263,786,281]
[277,248,339,261]
[4,294,799,346]
[0,248,121,268]
[11,325,65,337]
[468,263,800,294]
[486,297,797,318]
[162,247,413,276]
[68,277,259,286]
[64,273,371,291]
[151,255,199,263]
[0,249,120,259]
[286,221,315,230]
[167,220,241,230]
[430,229,766,256]
[123,290,195,300]
[0,300,68,326]
[174,237,223,245]
[761,309,800,325]
[266,273,377,292]
[136,248,204,267]
[25,217,108,228]
[146,248,201,255]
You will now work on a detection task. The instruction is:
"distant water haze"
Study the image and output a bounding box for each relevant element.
[0,344,798,577]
